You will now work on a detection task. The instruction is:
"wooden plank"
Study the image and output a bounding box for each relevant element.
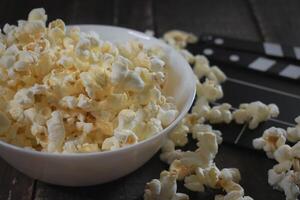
[114,0,154,31]
[0,0,114,27]
[154,0,262,41]
[249,0,300,45]
[0,158,35,200]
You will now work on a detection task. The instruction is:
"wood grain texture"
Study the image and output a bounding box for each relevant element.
[33,155,165,200]
[114,0,153,31]
[0,1,299,200]
[249,0,300,45]
[0,158,35,200]
[154,0,262,41]
[0,0,114,27]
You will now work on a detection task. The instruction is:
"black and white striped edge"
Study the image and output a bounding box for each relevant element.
[199,34,300,62]
[189,44,300,81]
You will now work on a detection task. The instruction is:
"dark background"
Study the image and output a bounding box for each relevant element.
[0,0,300,199]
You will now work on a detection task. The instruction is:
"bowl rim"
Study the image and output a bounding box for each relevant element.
[0,24,196,157]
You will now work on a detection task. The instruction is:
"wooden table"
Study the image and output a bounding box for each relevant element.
[0,0,300,199]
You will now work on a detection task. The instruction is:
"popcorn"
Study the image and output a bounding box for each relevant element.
[168,122,189,147]
[158,108,178,127]
[205,103,232,124]
[193,55,226,84]
[150,56,165,72]
[46,111,65,152]
[179,49,195,64]
[28,8,47,24]
[163,30,198,49]
[160,139,183,164]
[59,96,78,109]
[123,70,145,92]
[196,79,223,102]
[233,101,280,129]
[268,170,300,200]
[287,116,300,142]
[0,9,179,152]
[191,124,223,144]
[101,137,120,151]
[253,127,287,158]
[144,171,189,200]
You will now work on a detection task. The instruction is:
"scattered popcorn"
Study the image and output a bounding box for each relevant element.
[191,124,223,145]
[168,122,189,147]
[196,79,223,102]
[144,171,189,200]
[287,116,300,142]
[193,55,226,84]
[233,101,280,129]
[0,9,178,152]
[268,170,300,200]
[179,49,195,64]
[253,127,287,159]
[256,127,300,200]
[205,103,232,124]
[160,139,183,165]
[163,30,198,49]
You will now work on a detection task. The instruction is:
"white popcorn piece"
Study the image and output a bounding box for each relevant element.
[196,79,223,102]
[144,171,189,200]
[179,49,195,64]
[168,122,189,147]
[158,108,178,127]
[76,121,93,134]
[191,97,211,118]
[59,96,78,109]
[193,55,210,79]
[168,132,219,182]
[274,145,293,164]
[163,30,198,49]
[205,103,232,124]
[77,94,93,110]
[287,116,300,142]
[233,101,280,129]
[210,66,227,83]
[46,111,65,152]
[13,88,35,108]
[191,123,223,144]
[28,8,47,23]
[111,57,129,84]
[123,70,145,92]
[101,136,120,151]
[253,127,287,158]
[268,170,300,200]
[150,56,165,72]
[160,139,183,164]
[114,129,138,147]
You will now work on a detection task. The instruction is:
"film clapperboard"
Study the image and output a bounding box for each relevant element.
[187,35,300,150]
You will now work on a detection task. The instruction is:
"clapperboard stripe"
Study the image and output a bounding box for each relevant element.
[199,34,300,62]
[188,43,300,81]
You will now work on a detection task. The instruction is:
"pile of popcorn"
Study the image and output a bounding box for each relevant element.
[0,8,179,153]
[143,29,299,200]
[253,118,300,200]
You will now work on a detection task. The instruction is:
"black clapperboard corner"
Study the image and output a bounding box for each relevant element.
[187,35,300,150]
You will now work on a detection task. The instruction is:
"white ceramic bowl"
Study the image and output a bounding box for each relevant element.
[0,25,196,186]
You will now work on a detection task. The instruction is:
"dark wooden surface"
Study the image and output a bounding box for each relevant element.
[0,0,300,199]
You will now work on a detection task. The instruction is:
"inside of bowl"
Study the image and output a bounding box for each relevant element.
[75,25,195,113]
